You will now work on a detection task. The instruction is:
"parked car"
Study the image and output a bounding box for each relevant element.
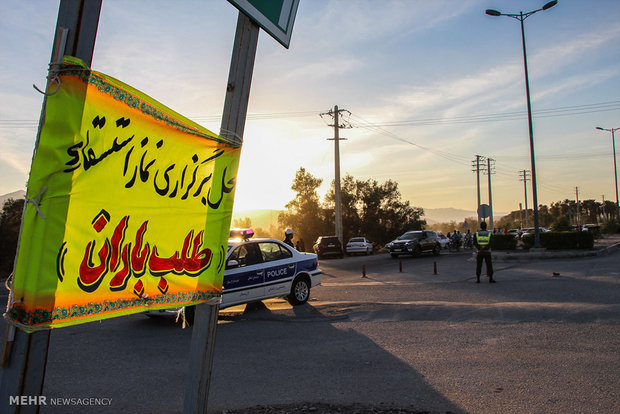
[437,232,450,249]
[345,237,373,255]
[148,229,322,322]
[521,227,549,237]
[385,230,441,258]
[313,236,343,259]
[507,229,520,238]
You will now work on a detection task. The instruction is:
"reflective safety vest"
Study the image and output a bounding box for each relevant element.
[476,231,491,246]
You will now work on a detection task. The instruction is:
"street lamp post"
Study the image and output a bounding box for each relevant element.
[486,1,557,248]
[596,126,620,222]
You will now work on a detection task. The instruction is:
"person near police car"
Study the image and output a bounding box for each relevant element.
[283,228,295,248]
[474,221,495,283]
[295,238,305,252]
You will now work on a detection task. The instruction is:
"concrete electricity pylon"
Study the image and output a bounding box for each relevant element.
[472,155,487,224]
[519,169,531,228]
[320,106,351,244]
[485,157,495,230]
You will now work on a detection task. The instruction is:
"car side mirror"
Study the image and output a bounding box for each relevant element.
[225,259,239,270]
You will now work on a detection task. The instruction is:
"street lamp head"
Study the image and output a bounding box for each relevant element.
[542,1,558,10]
[596,127,605,131]
[485,9,502,16]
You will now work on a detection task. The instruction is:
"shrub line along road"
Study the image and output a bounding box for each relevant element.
[0,239,619,413]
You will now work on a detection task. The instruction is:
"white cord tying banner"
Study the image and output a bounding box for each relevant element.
[24,186,47,219]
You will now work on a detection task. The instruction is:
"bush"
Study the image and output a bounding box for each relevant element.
[551,216,570,232]
[490,234,517,250]
[584,225,601,239]
[522,231,594,250]
[601,219,618,234]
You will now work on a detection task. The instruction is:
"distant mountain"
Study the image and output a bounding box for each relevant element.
[0,190,26,207]
[231,207,506,229]
[424,207,506,224]
[232,209,282,230]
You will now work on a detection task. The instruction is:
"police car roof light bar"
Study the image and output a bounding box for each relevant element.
[229,228,254,240]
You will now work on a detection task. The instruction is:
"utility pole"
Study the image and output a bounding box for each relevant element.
[472,155,485,223]
[185,11,259,414]
[575,186,580,228]
[321,106,350,245]
[519,170,531,228]
[486,157,495,230]
[0,2,102,413]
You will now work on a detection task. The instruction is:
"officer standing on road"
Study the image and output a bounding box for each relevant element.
[474,221,495,283]
[283,228,295,248]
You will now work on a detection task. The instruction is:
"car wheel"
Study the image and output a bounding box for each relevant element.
[413,246,422,258]
[433,244,440,256]
[288,276,310,305]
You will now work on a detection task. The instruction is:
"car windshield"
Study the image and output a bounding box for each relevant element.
[398,232,422,240]
[349,238,364,243]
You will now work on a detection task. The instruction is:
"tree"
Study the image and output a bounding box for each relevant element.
[232,217,252,229]
[537,204,553,228]
[0,198,25,278]
[282,168,426,248]
[495,211,523,230]
[580,199,600,224]
[356,179,425,244]
[324,174,361,242]
[278,168,329,249]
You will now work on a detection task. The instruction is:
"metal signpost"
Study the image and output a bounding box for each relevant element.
[0,2,102,413]
[0,1,298,413]
[185,2,299,413]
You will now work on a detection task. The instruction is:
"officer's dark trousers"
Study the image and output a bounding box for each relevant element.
[476,249,493,281]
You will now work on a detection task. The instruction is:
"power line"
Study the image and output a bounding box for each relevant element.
[348,100,620,128]
[349,113,472,166]
[2,100,618,129]
[0,110,322,129]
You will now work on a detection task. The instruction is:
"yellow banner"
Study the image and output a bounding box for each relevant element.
[6,57,241,330]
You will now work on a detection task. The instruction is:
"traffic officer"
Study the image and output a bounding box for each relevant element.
[474,221,495,283]
[283,228,295,248]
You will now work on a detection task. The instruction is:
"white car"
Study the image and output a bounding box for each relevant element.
[437,232,450,249]
[148,229,322,321]
[345,237,373,255]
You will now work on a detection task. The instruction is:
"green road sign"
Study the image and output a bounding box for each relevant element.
[228,0,299,48]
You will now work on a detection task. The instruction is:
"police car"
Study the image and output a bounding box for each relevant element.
[148,229,322,322]
[221,229,322,308]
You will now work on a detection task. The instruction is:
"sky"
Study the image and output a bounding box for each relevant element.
[1,0,619,217]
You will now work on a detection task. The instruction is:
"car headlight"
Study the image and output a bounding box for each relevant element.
[386,242,393,248]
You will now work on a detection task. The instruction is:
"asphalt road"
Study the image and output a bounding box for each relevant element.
[1,247,619,413]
